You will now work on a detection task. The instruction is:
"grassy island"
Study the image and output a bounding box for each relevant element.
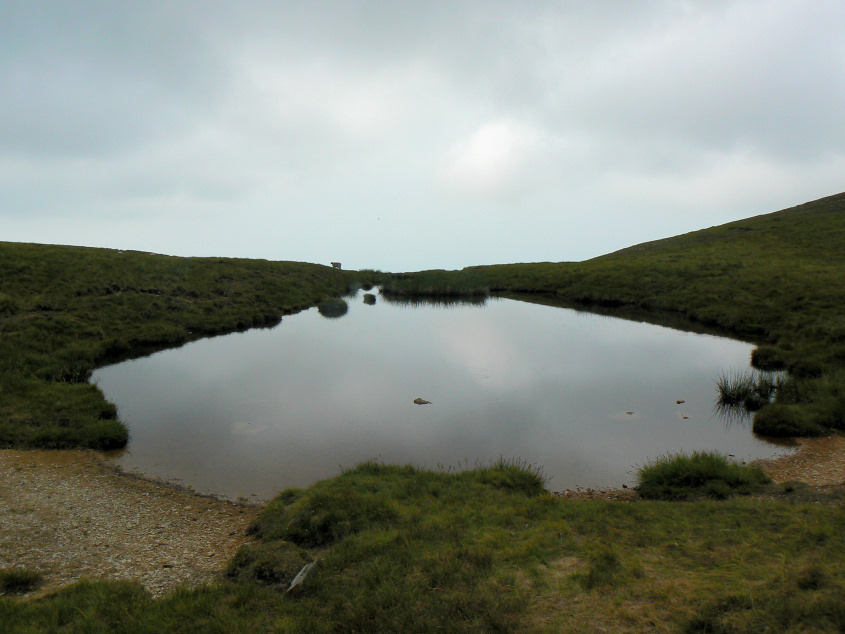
[1,193,844,631]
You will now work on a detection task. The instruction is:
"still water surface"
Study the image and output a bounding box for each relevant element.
[92,294,788,501]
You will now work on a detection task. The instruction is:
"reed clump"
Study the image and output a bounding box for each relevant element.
[316,298,349,319]
[715,369,779,412]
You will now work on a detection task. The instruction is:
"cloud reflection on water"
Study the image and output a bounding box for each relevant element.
[93,292,790,500]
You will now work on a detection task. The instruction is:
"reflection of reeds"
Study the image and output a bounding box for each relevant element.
[379,292,488,309]
[713,399,753,428]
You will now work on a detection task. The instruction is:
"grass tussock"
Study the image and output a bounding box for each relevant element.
[226,541,312,587]
[0,568,43,595]
[468,456,548,496]
[316,297,349,319]
[715,368,779,413]
[637,451,771,500]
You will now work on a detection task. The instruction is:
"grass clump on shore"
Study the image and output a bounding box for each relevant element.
[637,451,771,500]
[0,568,43,595]
[752,403,826,437]
[226,541,312,587]
[468,456,548,495]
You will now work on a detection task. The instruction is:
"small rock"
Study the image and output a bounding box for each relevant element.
[413,398,432,405]
[676,399,685,404]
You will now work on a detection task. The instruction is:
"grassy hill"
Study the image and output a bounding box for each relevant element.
[386,192,845,437]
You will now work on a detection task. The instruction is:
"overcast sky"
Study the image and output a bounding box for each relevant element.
[2,1,843,271]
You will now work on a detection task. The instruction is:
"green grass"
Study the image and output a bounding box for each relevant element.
[0,568,43,595]
[1,462,843,631]
[381,270,490,297]
[637,451,771,500]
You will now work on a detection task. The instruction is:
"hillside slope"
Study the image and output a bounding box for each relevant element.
[388,192,845,435]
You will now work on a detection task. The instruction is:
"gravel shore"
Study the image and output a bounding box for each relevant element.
[0,449,259,598]
[751,434,845,486]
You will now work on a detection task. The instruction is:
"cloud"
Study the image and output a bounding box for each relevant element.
[0,2,228,160]
[610,147,845,218]
[1,1,844,270]
[552,0,845,160]
[439,120,542,197]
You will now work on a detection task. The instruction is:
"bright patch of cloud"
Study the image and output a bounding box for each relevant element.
[440,120,541,196]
